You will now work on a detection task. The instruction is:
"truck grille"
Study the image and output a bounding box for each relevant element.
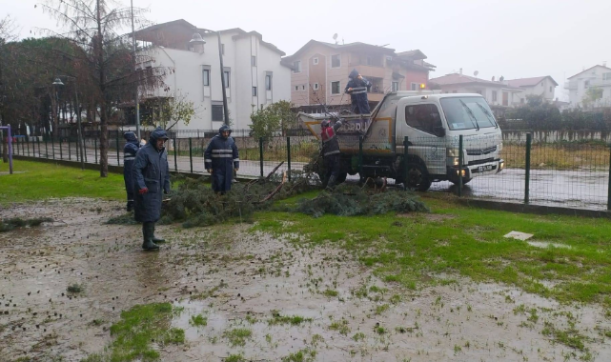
[466,145,497,156]
[468,158,495,166]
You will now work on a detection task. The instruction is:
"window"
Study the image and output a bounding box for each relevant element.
[265,75,272,91]
[585,80,590,89]
[252,87,257,96]
[313,83,319,90]
[212,105,224,121]
[492,91,498,102]
[392,81,399,92]
[604,73,611,80]
[251,55,257,66]
[520,98,525,104]
[366,57,372,66]
[331,54,340,68]
[331,81,340,94]
[221,44,225,55]
[301,85,306,90]
[549,86,552,92]
[404,104,444,136]
[223,71,230,88]
[293,61,301,73]
[440,97,498,130]
[313,57,319,65]
[411,82,419,90]
[202,68,210,87]
[294,85,298,91]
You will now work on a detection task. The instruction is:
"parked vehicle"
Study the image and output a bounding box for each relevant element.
[300,92,505,191]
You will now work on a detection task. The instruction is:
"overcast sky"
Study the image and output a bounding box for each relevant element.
[3,0,611,101]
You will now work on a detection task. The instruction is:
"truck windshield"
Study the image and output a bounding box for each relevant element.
[440,97,498,130]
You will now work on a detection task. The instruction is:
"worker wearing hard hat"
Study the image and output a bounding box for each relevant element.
[345,69,372,115]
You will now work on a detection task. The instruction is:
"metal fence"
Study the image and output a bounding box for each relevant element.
[3,132,610,211]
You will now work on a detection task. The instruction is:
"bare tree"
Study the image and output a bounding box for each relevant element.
[39,0,166,177]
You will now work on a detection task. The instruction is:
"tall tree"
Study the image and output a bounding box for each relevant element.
[39,0,165,177]
[0,15,18,162]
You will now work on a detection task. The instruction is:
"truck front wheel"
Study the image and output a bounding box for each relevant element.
[402,163,432,192]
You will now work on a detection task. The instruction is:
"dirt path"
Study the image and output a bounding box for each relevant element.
[1,200,610,361]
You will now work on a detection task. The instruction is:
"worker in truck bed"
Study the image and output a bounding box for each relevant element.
[321,119,343,189]
[345,69,372,115]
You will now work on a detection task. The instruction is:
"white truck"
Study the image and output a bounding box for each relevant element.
[300,92,505,191]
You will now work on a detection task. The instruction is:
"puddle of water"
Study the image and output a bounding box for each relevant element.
[527,241,572,249]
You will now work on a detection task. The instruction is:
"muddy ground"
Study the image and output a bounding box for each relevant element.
[1,199,611,362]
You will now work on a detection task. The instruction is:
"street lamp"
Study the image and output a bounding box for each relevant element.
[53,76,85,170]
[190,31,229,125]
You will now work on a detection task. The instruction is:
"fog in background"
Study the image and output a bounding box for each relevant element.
[3,0,611,101]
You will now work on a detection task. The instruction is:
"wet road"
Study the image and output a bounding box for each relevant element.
[12,143,610,211]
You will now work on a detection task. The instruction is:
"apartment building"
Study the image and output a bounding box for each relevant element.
[283,40,434,111]
[565,65,611,109]
[133,20,291,130]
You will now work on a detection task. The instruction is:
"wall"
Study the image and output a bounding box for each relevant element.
[404,70,428,90]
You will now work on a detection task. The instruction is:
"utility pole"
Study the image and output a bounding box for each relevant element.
[217,32,229,125]
[131,0,141,140]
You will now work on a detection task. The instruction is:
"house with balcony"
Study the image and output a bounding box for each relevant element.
[429,73,521,107]
[506,76,558,105]
[565,65,611,109]
[282,40,434,112]
[129,19,291,131]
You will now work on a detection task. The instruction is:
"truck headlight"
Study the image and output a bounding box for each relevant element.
[446,148,460,157]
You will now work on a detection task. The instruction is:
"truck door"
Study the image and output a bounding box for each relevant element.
[398,103,447,176]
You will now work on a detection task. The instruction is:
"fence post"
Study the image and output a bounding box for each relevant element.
[607,144,611,211]
[458,135,463,197]
[358,135,363,182]
[84,138,88,163]
[37,138,41,158]
[45,138,48,158]
[115,131,120,166]
[189,137,193,174]
[404,136,409,191]
[259,137,264,178]
[174,138,178,172]
[94,138,98,164]
[287,136,291,182]
[59,138,63,160]
[52,137,55,159]
[524,133,532,205]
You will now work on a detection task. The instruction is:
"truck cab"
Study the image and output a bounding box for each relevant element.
[300,92,505,190]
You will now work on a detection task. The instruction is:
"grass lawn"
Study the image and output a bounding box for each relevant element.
[0,160,125,203]
[256,192,611,305]
[4,161,611,306]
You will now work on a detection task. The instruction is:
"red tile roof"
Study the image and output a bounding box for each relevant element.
[507,76,557,87]
[429,73,518,88]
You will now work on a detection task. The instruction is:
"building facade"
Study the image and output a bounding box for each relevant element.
[134,20,291,131]
[506,76,558,104]
[565,65,611,109]
[429,73,521,107]
[283,41,434,111]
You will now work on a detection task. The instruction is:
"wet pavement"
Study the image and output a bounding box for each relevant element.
[2,200,611,361]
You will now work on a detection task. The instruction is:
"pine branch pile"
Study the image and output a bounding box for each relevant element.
[294,184,429,218]
[159,171,312,228]
[0,217,54,232]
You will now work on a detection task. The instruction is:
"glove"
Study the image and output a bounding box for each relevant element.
[139,188,148,195]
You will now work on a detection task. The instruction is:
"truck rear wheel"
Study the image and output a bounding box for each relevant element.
[402,163,432,192]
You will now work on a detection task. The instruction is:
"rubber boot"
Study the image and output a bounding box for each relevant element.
[126,200,134,212]
[142,222,159,251]
[152,223,165,244]
[326,175,337,191]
